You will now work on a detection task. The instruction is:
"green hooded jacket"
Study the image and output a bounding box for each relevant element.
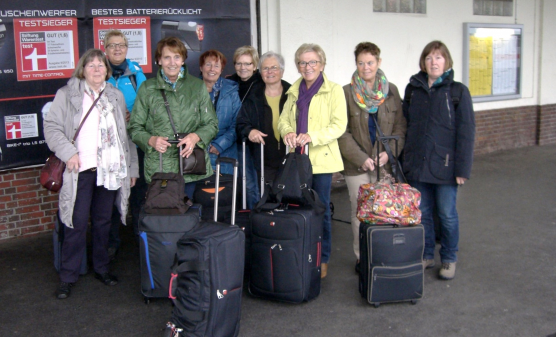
[128,65,218,183]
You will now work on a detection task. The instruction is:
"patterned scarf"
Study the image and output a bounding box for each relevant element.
[430,68,452,87]
[161,67,185,89]
[350,68,389,114]
[84,82,127,190]
[209,77,223,106]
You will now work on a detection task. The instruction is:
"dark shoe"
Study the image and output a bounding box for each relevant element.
[56,282,72,299]
[95,272,118,286]
[355,260,360,274]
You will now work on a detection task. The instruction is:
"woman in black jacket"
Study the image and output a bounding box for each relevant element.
[402,41,475,280]
[236,51,291,185]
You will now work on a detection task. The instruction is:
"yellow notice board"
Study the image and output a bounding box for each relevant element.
[463,23,522,102]
[469,36,492,96]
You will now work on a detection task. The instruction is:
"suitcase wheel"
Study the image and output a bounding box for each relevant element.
[411,300,418,305]
[373,303,380,308]
[144,297,150,305]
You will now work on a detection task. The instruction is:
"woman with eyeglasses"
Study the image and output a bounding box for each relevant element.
[337,42,407,274]
[44,49,139,299]
[236,51,291,184]
[278,43,347,279]
[103,29,147,260]
[199,49,241,175]
[227,45,263,209]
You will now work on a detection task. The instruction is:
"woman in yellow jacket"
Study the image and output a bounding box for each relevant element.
[278,43,347,278]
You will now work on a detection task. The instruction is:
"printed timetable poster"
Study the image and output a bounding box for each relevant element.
[13,18,79,81]
[0,0,250,170]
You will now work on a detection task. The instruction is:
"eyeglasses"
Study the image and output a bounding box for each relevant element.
[298,60,320,68]
[261,66,280,73]
[235,62,253,68]
[106,43,127,50]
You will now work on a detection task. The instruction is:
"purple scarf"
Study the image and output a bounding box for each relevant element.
[296,72,324,135]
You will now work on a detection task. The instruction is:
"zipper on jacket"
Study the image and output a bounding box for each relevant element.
[445,93,451,124]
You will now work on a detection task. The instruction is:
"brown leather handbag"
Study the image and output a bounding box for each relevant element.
[40,90,104,192]
[161,90,206,175]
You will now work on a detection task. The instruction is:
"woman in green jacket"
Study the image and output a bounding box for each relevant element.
[278,43,347,279]
[128,37,218,197]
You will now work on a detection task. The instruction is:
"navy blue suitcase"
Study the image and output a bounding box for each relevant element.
[168,157,245,337]
[53,213,88,275]
[248,203,323,303]
[359,223,424,307]
[138,204,201,303]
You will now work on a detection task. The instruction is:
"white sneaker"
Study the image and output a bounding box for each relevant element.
[439,262,456,280]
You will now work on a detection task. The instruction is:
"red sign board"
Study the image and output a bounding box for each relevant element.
[13,18,79,81]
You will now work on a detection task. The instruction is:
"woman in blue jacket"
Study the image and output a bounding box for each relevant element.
[200,50,241,175]
[402,41,475,280]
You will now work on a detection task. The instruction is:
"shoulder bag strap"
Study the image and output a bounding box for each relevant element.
[160,90,179,139]
[72,89,105,143]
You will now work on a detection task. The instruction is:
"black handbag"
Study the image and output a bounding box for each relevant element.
[143,153,191,215]
[161,90,207,175]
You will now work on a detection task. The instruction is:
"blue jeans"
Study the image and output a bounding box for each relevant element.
[410,181,459,263]
[238,143,260,209]
[312,173,332,264]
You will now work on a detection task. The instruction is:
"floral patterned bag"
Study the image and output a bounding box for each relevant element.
[356,174,421,226]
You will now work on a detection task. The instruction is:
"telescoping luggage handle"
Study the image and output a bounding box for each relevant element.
[215,157,238,224]
[241,138,264,209]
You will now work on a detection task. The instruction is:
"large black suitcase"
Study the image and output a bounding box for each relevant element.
[359,223,424,307]
[138,204,202,303]
[168,157,245,337]
[248,202,323,303]
[53,212,88,275]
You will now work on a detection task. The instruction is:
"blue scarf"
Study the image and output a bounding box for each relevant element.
[161,67,185,89]
[208,77,223,106]
[430,69,452,87]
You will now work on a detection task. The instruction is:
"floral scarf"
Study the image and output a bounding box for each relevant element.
[350,68,389,114]
[84,82,127,190]
[161,67,185,89]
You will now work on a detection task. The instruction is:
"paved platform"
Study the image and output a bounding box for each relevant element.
[0,145,555,336]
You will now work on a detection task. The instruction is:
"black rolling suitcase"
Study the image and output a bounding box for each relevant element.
[138,204,201,303]
[248,145,324,303]
[194,172,237,222]
[358,130,424,307]
[138,153,202,303]
[167,157,245,337]
[359,223,424,307]
[53,212,88,275]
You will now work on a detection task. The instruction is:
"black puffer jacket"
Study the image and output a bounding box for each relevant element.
[402,70,475,184]
[236,80,291,170]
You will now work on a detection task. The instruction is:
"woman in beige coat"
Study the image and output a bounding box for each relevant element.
[337,42,407,273]
[44,49,138,299]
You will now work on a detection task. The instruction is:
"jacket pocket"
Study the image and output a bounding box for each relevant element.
[430,143,454,180]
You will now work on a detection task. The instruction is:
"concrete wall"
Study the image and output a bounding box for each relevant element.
[259,0,553,110]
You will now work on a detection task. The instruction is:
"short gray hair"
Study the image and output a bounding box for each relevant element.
[72,49,112,80]
[103,29,128,48]
[259,51,285,71]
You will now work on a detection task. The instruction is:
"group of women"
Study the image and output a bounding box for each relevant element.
[44,36,474,299]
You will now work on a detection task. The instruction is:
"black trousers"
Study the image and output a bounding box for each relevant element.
[60,169,118,283]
